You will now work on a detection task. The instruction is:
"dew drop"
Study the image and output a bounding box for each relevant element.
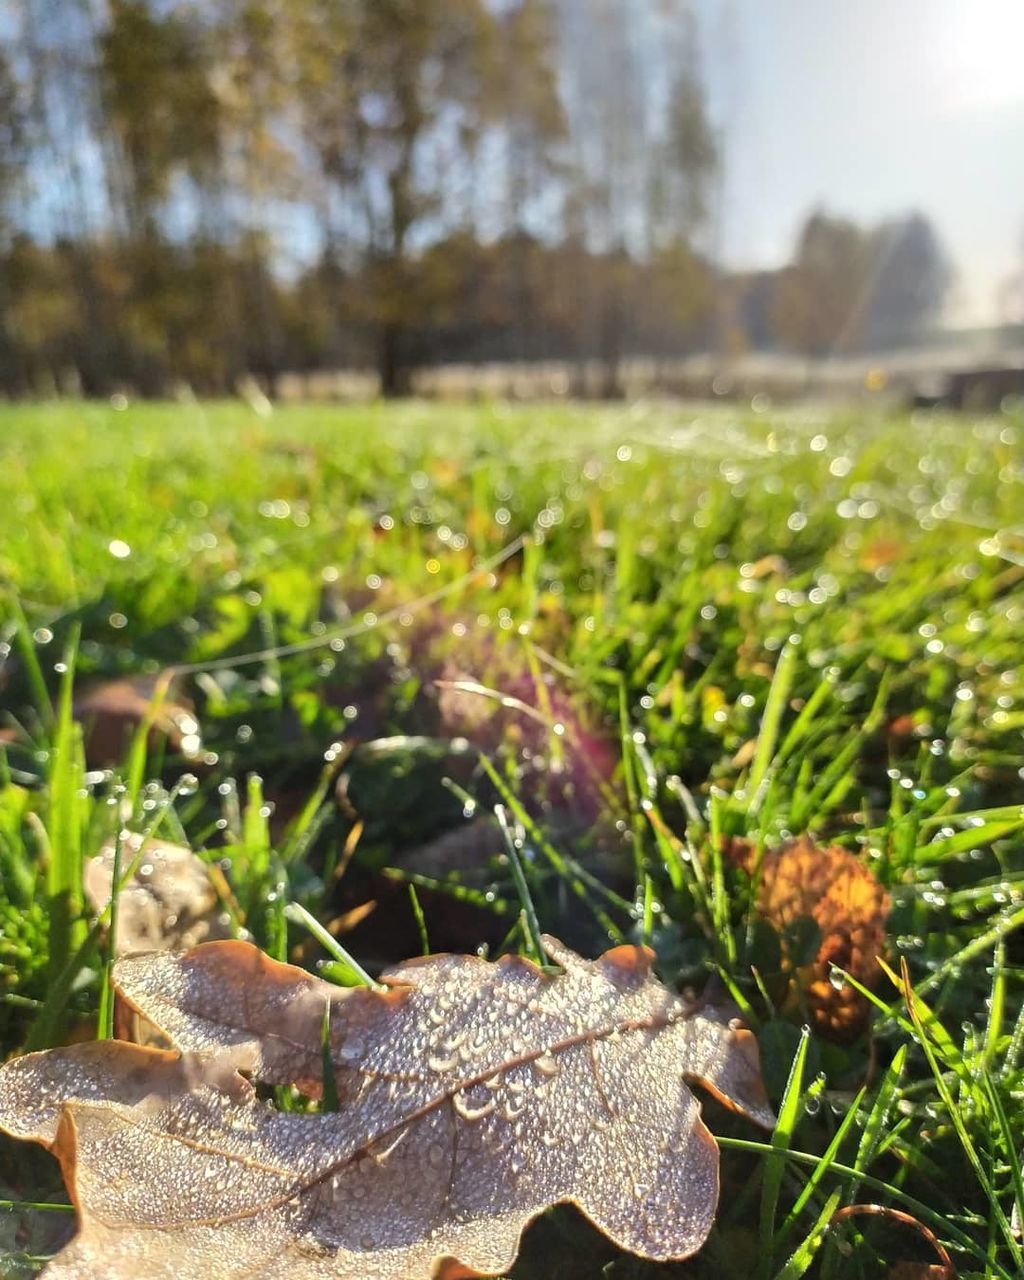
[339,1036,365,1063]
[453,1092,496,1122]
[503,1096,526,1121]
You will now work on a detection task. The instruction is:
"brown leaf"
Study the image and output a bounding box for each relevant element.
[834,1203,955,1278]
[74,676,201,766]
[746,555,788,580]
[0,936,774,1279]
[859,537,905,571]
[888,1267,952,1279]
[399,818,504,882]
[83,834,233,956]
[728,836,889,1040]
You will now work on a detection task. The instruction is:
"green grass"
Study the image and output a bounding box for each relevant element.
[1,397,1023,1277]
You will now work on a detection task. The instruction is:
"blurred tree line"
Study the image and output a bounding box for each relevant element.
[0,0,950,398]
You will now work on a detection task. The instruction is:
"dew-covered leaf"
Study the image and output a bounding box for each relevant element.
[84,834,232,955]
[0,936,774,1279]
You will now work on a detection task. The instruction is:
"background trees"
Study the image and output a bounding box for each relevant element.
[0,0,952,397]
[770,210,952,357]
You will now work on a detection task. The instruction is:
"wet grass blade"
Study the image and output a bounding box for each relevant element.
[495,803,544,965]
[284,901,380,989]
[758,1025,809,1274]
[44,627,84,1014]
[773,1189,842,1280]
[11,599,53,731]
[900,957,1021,1263]
[775,1087,865,1250]
[320,1000,339,1113]
[408,884,430,956]
[720,1136,1010,1277]
[747,638,798,807]
[95,824,125,1041]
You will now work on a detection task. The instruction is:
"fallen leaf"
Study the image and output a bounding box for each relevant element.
[887,1267,952,1279]
[399,818,503,882]
[835,1203,956,1278]
[887,714,918,740]
[746,555,788,580]
[74,677,201,767]
[859,537,905,572]
[0,936,774,1279]
[431,640,620,827]
[727,836,889,1041]
[83,834,233,955]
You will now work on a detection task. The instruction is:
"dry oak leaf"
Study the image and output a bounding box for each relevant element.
[83,834,233,956]
[0,936,775,1280]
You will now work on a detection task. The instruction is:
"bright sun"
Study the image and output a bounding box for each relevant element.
[932,1,1024,113]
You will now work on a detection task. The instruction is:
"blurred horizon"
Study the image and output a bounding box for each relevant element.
[701,0,1024,327]
[0,0,1021,398]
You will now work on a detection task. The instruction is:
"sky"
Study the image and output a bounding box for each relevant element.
[697,0,1024,326]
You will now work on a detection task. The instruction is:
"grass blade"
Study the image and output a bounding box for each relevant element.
[773,1188,842,1280]
[495,803,544,964]
[748,638,798,806]
[899,957,1020,1261]
[758,1025,809,1273]
[320,1000,340,1113]
[408,884,430,956]
[95,824,125,1040]
[283,901,380,989]
[776,1086,865,1249]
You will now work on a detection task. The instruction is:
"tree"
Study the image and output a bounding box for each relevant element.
[0,46,30,390]
[301,0,501,395]
[863,212,950,348]
[0,48,27,230]
[553,0,717,395]
[486,0,565,361]
[771,210,875,356]
[648,10,718,253]
[99,0,222,242]
[771,209,951,356]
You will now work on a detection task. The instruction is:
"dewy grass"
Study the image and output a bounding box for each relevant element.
[45,628,85,995]
[0,399,1023,1277]
[758,1025,810,1270]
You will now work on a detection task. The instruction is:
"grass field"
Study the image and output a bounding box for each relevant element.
[1,398,1023,1277]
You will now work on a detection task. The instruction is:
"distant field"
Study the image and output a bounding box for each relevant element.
[1,399,1023,1277]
